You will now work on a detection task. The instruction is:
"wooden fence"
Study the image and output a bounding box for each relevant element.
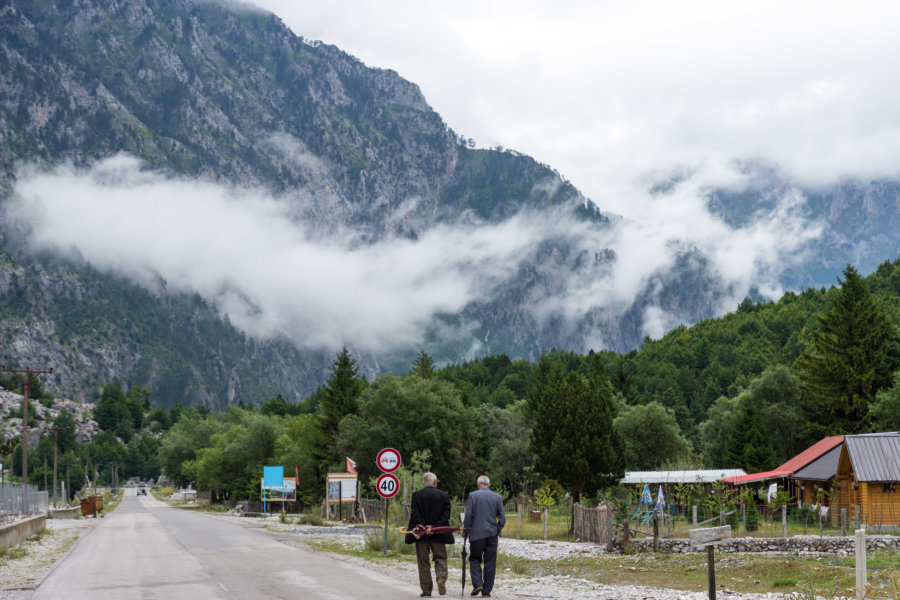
[573,503,614,547]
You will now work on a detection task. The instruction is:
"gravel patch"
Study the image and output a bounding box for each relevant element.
[0,517,96,599]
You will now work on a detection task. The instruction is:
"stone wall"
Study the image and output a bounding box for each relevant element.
[626,534,900,556]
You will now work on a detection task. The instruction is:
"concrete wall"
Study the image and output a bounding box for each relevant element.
[0,514,47,550]
[48,506,81,519]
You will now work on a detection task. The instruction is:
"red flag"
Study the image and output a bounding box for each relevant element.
[346,457,357,473]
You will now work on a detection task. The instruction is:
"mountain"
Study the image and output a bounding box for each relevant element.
[2,0,900,408]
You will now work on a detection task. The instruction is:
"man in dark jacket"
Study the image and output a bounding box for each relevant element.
[405,472,453,596]
[463,475,505,597]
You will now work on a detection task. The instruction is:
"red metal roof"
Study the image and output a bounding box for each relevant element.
[718,436,844,484]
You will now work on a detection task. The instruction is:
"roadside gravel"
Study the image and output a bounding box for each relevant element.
[0,517,96,599]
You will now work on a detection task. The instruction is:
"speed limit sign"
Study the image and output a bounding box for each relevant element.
[376,473,400,498]
[376,448,401,473]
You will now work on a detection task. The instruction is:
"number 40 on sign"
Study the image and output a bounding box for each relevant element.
[376,473,399,498]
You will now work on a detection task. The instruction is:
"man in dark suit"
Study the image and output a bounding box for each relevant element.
[463,475,505,597]
[405,472,454,597]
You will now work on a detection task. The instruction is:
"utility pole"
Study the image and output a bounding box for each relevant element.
[48,426,69,508]
[2,366,53,486]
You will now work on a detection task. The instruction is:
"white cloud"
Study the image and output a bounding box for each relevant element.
[4,156,822,354]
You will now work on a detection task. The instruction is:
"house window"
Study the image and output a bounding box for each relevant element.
[883,482,898,493]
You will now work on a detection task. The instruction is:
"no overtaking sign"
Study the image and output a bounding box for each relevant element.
[376,448,401,473]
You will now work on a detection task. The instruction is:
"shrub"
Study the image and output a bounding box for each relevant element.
[363,526,414,555]
[745,502,760,532]
[297,512,325,526]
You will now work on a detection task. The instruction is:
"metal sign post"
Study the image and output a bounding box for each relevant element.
[376,448,402,555]
[375,475,400,554]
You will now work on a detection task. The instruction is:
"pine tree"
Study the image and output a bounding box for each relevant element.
[723,401,777,473]
[797,265,897,432]
[319,347,366,437]
[411,349,434,379]
[528,353,625,509]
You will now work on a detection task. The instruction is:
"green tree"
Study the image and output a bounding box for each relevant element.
[479,401,537,498]
[613,401,693,470]
[319,347,367,437]
[743,366,810,464]
[94,382,134,438]
[797,265,898,432]
[183,411,282,501]
[411,349,435,379]
[868,372,900,431]
[722,401,778,473]
[274,414,328,503]
[157,414,229,487]
[527,354,625,507]
[260,394,289,417]
[334,374,485,497]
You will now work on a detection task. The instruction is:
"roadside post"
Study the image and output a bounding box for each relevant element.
[376,448,401,555]
[689,525,732,600]
[855,528,866,599]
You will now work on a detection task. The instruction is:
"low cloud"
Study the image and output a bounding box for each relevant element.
[4,155,822,355]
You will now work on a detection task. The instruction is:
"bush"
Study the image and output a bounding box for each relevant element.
[297,512,325,526]
[363,526,415,555]
[745,502,760,532]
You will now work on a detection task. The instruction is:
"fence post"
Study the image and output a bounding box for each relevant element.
[653,512,659,552]
[543,508,549,540]
[517,498,523,540]
[782,506,787,538]
[692,504,697,527]
[855,528,866,599]
[841,508,847,536]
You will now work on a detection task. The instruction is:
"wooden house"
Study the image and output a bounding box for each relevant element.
[833,433,900,528]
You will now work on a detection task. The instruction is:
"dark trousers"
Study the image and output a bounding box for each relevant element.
[468,535,498,594]
[415,538,448,595]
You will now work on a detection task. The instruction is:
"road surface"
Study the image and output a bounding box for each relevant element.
[33,489,417,599]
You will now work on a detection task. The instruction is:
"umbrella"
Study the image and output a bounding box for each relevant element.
[656,485,666,509]
[639,483,652,505]
[461,535,468,596]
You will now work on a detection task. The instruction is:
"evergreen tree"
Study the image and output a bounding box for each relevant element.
[797,265,898,432]
[411,349,435,379]
[319,347,367,438]
[723,401,778,473]
[528,353,625,507]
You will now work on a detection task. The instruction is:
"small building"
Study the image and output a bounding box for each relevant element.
[719,436,844,503]
[622,470,746,503]
[833,432,900,528]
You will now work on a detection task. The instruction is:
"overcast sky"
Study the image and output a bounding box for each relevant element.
[9,1,898,357]
[251,0,900,211]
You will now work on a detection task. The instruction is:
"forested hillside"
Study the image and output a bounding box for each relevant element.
[90,259,899,502]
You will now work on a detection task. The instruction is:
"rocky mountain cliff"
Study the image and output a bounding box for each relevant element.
[2,0,899,408]
[0,386,99,449]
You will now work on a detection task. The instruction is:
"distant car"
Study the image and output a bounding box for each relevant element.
[139,488,147,496]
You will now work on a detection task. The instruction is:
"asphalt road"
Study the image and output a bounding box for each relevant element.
[33,489,418,599]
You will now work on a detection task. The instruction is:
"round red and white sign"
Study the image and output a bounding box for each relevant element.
[376,473,400,498]
[376,447,401,473]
